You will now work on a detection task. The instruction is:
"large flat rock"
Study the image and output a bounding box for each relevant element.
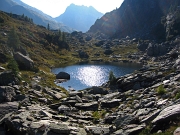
[49,123,70,134]
[14,52,34,70]
[152,104,180,123]
[101,99,121,108]
[75,102,98,111]
[0,102,18,119]
[85,126,111,135]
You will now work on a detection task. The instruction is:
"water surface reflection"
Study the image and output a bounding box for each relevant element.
[52,62,141,90]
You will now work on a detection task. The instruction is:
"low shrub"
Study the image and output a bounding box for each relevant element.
[7,58,19,77]
[92,110,106,120]
[109,71,116,85]
[156,84,166,95]
[175,92,180,99]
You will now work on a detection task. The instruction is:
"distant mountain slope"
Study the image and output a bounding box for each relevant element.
[88,0,180,40]
[0,0,75,32]
[12,0,56,22]
[0,0,17,11]
[55,4,103,32]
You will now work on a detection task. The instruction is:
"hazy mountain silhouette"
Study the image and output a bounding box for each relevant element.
[0,0,75,32]
[55,4,103,32]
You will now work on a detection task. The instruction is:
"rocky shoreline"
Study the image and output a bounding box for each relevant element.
[0,38,180,135]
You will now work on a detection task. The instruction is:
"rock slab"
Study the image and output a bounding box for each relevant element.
[152,104,180,123]
[0,102,18,119]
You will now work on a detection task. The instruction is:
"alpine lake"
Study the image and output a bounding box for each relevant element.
[51,62,142,90]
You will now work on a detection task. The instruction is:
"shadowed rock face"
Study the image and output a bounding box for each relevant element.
[14,52,34,70]
[89,0,180,40]
[165,11,180,40]
[0,52,7,63]
[56,72,70,80]
[0,71,19,86]
[0,102,18,119]
[0,86,16,103]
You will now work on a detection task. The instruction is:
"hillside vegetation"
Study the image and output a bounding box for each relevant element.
[0,11,138,88]
[0,0,75,32]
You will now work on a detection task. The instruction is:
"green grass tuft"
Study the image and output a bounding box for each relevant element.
[156,84,166,95]
[92,110,107,120]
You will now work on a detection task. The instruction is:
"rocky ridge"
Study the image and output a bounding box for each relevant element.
[88,0,180,40]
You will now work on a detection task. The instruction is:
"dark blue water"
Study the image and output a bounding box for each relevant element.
[51,62,141,90]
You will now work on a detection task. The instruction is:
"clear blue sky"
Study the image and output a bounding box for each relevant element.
[21,0,124,17]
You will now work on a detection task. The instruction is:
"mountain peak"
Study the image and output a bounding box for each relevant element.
[69,3,76,7]
[55,4,103,32]
[65,3,97,12]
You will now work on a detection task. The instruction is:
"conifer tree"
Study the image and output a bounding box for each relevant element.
[7,27,20,50]
[7,58,19,77]
[47,23,50,30]
[10,12,12,17]
[22,14,24,18]
[62,32,66,42]
[109,71,116,85]
[58,29,62,40]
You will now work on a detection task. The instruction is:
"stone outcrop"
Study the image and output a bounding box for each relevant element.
[146,43,168,56]
[0,71,19,86]
[165,10,180,40]
[87,86,108,95]
[14,52,34,70]
[56,72,70,80]
[85,36,92,41]
[174,127,180,135]
[78,50,89,58]
[152,104,180,124]
[0,51,7,63]
[85,125,112,135]
[0,102,18,119]
[104,49,113,55]
[137,41,149,51]
[0,86,16,103]
[75,102,98,111]
[0,66,5,71]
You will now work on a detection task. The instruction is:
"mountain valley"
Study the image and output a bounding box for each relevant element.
[0,0,180,135]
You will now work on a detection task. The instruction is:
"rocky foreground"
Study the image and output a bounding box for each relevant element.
[0,39,180,135]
